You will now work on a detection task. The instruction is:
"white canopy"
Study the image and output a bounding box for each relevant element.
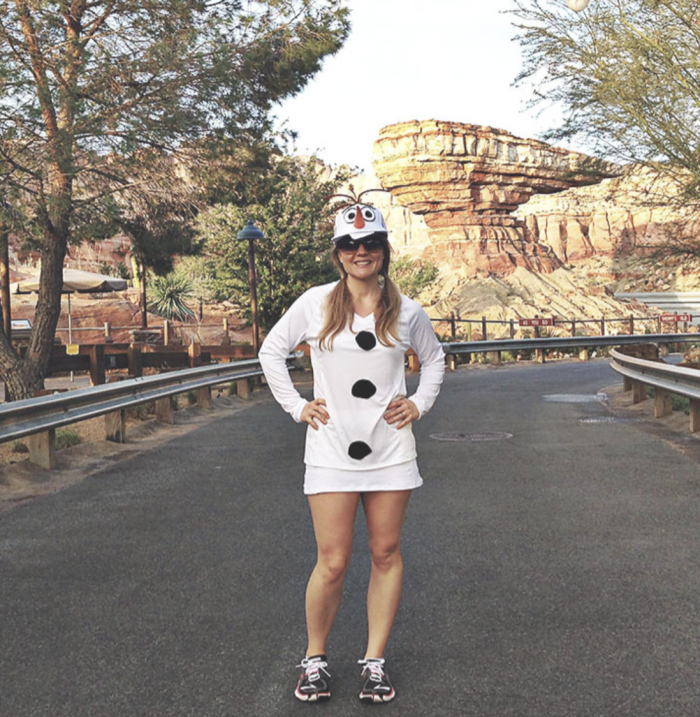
[11,268,127,295]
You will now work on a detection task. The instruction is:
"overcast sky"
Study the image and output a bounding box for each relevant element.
[278,0,566,171]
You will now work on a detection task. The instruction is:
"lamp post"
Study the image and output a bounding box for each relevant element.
[236,219,265,355]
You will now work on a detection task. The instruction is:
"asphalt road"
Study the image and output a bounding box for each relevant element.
[2,360,700,717]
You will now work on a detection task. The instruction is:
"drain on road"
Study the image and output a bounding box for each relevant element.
[579,417,644,425]
[543,394,601,403]
[430,431,513,442]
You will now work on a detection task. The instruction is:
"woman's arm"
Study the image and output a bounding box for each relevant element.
[406,301,446,419]
[258,290,315,422]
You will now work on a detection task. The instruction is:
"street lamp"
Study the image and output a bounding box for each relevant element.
[236,219,265,355]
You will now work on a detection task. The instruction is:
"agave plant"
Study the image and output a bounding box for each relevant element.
[148,274,196,321]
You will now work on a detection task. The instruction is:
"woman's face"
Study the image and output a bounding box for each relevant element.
[336,237,386,282]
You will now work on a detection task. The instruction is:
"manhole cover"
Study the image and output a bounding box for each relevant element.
[579,417,644,424]
[543,394,601,403]
[430,431,513,442]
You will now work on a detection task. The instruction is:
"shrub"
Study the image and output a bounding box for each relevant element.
[12,440,29,454]
[56,428,82,450]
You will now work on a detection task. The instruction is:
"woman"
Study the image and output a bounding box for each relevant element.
[258,202,445,703]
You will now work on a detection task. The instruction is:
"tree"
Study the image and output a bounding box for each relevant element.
[513,0,700,203]
[390,255,439,299]
[196,157,351,331]
[0,0,349,400]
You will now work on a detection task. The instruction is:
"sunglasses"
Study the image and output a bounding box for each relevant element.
[335,236,386,253]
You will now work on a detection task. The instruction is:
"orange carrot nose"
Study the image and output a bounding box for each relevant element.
[353,205,365,229]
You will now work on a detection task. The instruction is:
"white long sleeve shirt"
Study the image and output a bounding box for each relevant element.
[259,282,445,471]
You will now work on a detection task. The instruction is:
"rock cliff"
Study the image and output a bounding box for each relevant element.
[372,119,619,277]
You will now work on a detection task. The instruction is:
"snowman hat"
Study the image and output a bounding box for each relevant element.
[329,189,389,243]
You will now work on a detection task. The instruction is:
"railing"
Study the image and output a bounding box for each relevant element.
[0,357,293,469]
[430,333,698,370]
[430,313,693,341]
[6,333,700,470]
[609,348,700,433]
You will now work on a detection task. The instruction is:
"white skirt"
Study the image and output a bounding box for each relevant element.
[304,459,423,495]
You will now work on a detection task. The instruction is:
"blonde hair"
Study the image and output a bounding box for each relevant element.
[318,240,402,350]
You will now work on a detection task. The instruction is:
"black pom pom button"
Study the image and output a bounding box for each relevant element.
[355,331,377,351]
[348,441,372,460]
[351,380,377,399]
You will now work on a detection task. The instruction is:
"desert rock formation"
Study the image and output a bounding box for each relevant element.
[373,119,619,277]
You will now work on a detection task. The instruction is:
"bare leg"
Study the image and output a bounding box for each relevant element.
[305,492,360,657]
[361,490,412,659]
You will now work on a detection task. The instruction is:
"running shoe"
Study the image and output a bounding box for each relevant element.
[358,657,395,703]
[294,655,331,702]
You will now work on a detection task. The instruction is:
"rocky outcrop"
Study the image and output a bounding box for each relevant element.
[372,120,619,277]
[516,168,690,264]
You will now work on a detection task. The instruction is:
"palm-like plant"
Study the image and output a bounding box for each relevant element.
[148,274,196,321]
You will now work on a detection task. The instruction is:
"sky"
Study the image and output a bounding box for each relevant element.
[278,0,564,172]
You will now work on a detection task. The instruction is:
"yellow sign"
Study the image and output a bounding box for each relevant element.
[66,344,79,355]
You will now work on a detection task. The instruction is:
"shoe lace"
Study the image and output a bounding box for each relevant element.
[358,658,386,683]
[297,657,330,683]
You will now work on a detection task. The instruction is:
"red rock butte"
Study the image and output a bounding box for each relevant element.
[372,120,620,276]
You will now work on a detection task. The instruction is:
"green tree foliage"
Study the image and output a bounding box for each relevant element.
[0,0,349,399]
[196,157,351,330]
[148,274,196,322]
[390,255,439,299]
[513,0,700,202]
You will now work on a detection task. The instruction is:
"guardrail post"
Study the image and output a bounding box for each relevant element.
[657,316,662,333]
[163,320,171,346]
[536,348,546,364]
[127,344,142,378]
[690,399,700,433]
[578,348,589,361]
[188,341,202,368]
[480,316,487,341]
[237,378,251,399]
[197,386,212,409]
[600,317,606,336]
[571,319,576,337]
[156,397,173,424]
[631,380,647,404]
[509,319,515,339]
[623,376,632,391]
[450,312,456,340]
[447,354,456,371]
[487,350,501,365]
[89,345,105,386]
[629,314,634,334]
[105,410,126,442]
[28,429,57,469]
[408,352,420,372]
[654,388,672,418]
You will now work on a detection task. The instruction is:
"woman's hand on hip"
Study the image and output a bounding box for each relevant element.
[300,399,330,430]
[384,398,419,429]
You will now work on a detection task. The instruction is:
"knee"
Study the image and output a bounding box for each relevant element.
[369,540,402,572]
[315,551,351,584]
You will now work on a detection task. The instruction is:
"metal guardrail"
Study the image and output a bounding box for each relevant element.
[609,348,700,433]
[0,358,277,448]
[610,349,700,401]
[442,333,699,355]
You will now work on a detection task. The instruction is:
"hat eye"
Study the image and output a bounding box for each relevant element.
[361,207,376,222]
[343,208,357,224]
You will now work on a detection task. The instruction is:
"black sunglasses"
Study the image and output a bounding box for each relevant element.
[335,236,386,252]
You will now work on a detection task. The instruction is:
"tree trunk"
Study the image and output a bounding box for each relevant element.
[1,355,44,403]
